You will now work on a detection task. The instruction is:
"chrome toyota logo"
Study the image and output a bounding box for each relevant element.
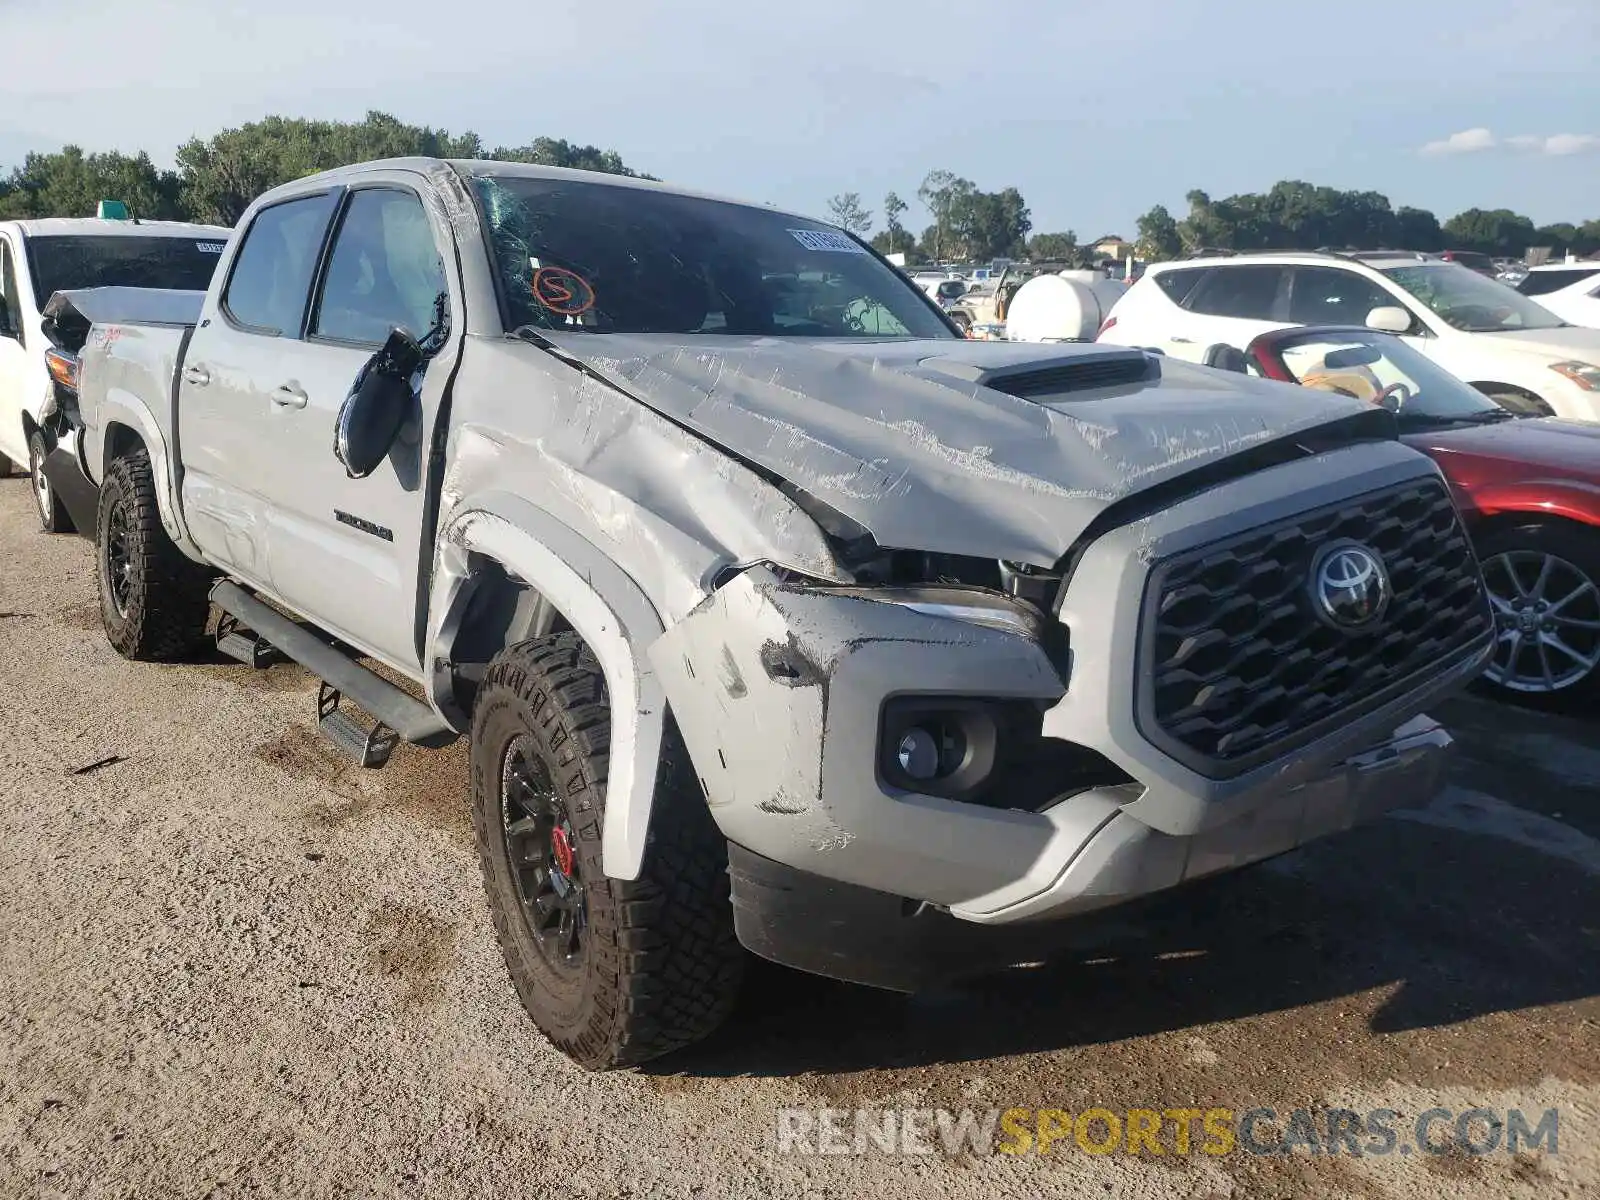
[1310,541,1391,630]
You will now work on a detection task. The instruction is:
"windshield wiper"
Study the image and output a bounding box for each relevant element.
[1397,408,1516,429]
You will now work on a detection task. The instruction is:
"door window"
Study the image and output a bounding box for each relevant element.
[1288,267,1399,326]
[222,193,339,336]
[312,189,446,345]
[1187,266,1286,319]
[0,239,23,339]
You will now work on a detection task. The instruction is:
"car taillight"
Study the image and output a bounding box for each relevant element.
[1096,315,1118,339]
[44,348,80,392]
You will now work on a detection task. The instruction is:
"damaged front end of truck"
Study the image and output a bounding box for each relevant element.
[434,328,1494,992]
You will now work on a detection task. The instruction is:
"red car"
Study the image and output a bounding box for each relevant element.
[1238,325,1600,707]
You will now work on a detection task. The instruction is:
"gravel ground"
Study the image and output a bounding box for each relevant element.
[0,476,1595,1200]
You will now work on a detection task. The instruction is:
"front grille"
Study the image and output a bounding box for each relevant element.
[1139,478,1490,775]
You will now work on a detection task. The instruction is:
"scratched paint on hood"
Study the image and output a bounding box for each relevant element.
[541,332,1379,566]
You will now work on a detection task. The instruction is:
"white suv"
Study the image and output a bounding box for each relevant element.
[1098,251,1600,420]
[1518,261,1600,328]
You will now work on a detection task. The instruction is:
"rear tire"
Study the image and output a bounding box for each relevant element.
[471,632,744,1070]
[96,448,212,661]
[28,430,74,534]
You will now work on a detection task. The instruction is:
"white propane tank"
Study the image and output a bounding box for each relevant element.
[1005,271,1127,342]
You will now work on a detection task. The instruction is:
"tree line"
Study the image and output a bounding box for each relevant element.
[0,111,647,226]
[837,177,1600,266]
[5,116,1596,264]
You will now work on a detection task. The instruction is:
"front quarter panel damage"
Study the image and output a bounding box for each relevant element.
[441,339,849,626]
[648,568,1071,905]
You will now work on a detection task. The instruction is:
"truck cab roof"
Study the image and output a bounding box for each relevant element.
[3,217,232,239]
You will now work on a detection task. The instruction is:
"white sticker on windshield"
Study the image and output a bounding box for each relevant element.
[196,241,225,253]
[789,228,868,254]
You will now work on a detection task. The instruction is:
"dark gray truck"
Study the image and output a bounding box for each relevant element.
[65,158,1493,1068]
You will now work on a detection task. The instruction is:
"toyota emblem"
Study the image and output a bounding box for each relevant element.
[1310,541,1391,630]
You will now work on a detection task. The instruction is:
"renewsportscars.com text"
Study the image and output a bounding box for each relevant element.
[775,1106,1560,1158]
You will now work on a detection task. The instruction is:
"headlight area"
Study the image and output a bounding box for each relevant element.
[878,695,1135,812]
[1549,360,1600,391]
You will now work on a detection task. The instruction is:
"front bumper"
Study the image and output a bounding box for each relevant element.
[647,444,1490,982]
[726,714,1452,991]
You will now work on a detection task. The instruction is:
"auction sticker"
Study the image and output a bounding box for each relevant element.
[789,228,868,254]
[532,267,596,316]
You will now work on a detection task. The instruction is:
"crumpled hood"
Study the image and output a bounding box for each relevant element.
[541,332,1377,566]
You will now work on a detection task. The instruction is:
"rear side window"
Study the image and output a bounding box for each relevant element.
[1288,267,1397,325]
[312,189,446,345]
[1153,267,1211,307]
[1518,268,1600,297]
[223,193,339,335]
[1187,266,1286,319]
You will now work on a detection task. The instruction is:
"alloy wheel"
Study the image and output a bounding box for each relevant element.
[104,499,135,618]
[500,735,586,975]
[1482,549,1600,693]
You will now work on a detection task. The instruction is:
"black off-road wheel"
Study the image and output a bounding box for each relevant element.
[471,632,744,1070]
[96,448,212,661]
[28,430,74,534]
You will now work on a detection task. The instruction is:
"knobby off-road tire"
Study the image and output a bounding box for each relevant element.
[471,632,744,1069]
[97,448,212,661]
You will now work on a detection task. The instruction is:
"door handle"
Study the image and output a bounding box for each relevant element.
[270,384,308,410]
[182,364,210,386]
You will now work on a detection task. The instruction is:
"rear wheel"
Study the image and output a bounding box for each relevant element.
[28,430,74,534]
[471,632,744,1069]
[96,448,212,661]
[1477,520,1600,708]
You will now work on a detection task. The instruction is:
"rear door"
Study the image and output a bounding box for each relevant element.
[178,190,341,587]
[253,182,453,672]
[1167,264,1289,361]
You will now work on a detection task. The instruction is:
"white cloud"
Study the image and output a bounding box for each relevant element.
[1421,127,1497,155]
[1429,130,1600,157]
[1536,133,1600,155]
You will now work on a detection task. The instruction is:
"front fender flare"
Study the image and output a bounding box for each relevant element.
[427,494,668,881]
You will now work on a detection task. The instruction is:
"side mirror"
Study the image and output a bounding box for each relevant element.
[333,327,423,479]
[1365,306,1413,335]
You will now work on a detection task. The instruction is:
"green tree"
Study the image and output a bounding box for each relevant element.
[0,146,184,221]
[1027,231,1080,261]
[173,111,644,225]
[1134,205,1182,260]
[917,170,962,260]
[883,191,908,245]
[825,191,873,236]
[1395,206,1444,252]
[1442,208,1538,255]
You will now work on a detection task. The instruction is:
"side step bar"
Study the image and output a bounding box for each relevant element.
[210,581,458,764]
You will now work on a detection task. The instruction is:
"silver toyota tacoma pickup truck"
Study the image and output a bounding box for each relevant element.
[62,158,1494,1069]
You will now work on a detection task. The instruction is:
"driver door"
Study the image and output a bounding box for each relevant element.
[0,237,30,468]
[255,183,455,674]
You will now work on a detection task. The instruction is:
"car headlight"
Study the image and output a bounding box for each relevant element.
[1549,361,1600,391]
[825,584,1044,640]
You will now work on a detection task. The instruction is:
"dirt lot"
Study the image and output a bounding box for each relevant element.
[0,477,1596,1200]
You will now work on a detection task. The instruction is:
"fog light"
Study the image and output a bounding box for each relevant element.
[896,727,940,780]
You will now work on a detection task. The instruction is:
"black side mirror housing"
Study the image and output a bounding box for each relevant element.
[333,327,423,479]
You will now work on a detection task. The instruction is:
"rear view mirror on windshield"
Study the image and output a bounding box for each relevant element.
[1324,345,1383,370]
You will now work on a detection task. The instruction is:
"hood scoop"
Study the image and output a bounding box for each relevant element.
[922,347,1159,400]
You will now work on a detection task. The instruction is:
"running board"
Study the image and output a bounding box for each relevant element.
[210,581,459,765]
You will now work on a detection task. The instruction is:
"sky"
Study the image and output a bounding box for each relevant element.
[2,0,1598,237]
